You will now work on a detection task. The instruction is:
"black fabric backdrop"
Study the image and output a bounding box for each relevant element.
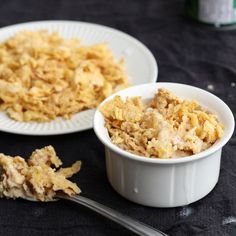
[0,0,235,235]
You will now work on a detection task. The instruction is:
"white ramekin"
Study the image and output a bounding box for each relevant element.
[94,83,235,207]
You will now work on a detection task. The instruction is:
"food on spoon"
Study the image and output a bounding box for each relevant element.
[100,88,224,158]
[0,146,81,201]
[0,30,129,122]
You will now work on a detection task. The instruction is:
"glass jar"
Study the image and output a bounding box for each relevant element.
[185,0,236,28]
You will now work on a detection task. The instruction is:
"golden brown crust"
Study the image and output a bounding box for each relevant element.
[0,30,129,122]
[101,88,224,158]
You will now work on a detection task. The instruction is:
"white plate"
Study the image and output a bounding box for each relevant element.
[0,20,158,135]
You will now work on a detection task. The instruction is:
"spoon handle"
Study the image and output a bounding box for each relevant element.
[57,194,168,236]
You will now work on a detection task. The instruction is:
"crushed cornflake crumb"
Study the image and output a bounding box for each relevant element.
[0,146,81,201]
[100,88,224,159]
[0,30,129,122]
[207,84,215,91]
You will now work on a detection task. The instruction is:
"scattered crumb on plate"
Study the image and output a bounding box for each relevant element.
[0,30,129,122]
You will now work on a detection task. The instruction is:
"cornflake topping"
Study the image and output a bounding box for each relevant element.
[0,30,129,122]
[100,88,224,158]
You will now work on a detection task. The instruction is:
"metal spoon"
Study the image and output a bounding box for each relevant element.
[23,193,168,236]
[56,193,168,236]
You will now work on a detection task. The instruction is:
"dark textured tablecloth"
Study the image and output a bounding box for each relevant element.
[0,0,235,235]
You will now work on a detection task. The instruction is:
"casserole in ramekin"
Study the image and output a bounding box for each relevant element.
[94,83,235,207]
